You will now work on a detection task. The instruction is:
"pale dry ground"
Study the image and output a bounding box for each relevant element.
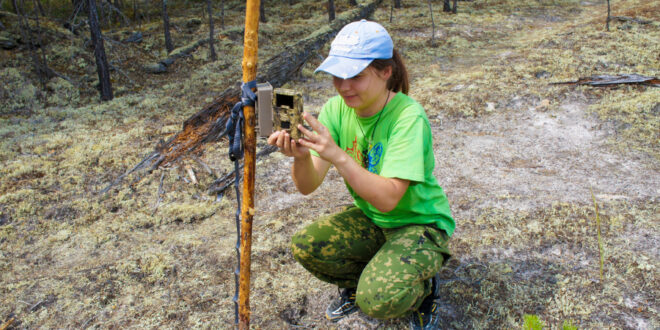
[1,0,658,329]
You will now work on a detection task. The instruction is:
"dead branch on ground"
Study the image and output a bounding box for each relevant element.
[552,74,659,87]
[611,16,654,25]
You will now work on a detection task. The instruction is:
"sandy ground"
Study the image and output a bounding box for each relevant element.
[434,98,659,216]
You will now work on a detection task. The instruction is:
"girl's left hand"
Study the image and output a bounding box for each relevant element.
[297,112,342,163]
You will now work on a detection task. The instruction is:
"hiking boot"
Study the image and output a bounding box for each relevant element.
[409,273,442,329]
[325,287,358,322]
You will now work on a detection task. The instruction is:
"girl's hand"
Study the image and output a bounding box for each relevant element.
[296,112,342,163]
[267,130,310,159]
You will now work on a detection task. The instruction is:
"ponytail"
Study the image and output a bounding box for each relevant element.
[370,49,409,95]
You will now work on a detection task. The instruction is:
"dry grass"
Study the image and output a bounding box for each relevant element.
[1,0,658,328]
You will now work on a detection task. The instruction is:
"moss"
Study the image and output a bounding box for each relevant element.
[158,201,218,225]
[46,77,80,107]
[0,224,16,242]
[0,68,41,114]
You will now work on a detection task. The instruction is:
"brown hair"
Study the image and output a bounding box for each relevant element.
[370,49,409,95]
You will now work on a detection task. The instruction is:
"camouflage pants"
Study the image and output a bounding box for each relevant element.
[291,207,451,319]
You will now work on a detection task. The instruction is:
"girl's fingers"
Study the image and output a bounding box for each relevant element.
[283,132,291,151]
[298,124,316,141]
[297,138,313,149]
[275,130,285,148]
[302,112,324,132]
[267,131,281,145]
[291,139,303,156]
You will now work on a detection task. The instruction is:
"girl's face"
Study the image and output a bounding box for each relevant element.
[332,66,392,116]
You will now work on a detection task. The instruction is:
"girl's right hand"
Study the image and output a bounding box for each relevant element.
[267,130,310,159]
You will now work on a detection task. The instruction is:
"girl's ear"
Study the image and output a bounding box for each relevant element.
[378,65,393,81]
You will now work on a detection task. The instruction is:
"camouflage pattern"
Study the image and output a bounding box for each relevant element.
[291,206,451,319]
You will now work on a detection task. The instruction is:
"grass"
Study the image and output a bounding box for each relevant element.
[0,0,658,328]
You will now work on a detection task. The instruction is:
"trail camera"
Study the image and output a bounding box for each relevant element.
[257,83,304,139]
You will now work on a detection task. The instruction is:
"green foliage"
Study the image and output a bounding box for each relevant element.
[563,320,578,330]
[523,315,579,330]
[523,314,544,330]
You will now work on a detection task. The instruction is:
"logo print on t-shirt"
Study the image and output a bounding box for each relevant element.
[366,142,383,173]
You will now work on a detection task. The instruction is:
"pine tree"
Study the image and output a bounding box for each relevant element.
[162,0,173,53]
[88,0,113,100]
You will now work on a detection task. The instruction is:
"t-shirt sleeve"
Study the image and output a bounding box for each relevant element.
[379,113,427,183]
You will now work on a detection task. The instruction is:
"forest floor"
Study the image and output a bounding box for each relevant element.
[0,0,658,329]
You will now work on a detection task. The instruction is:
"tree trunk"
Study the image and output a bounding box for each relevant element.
[259,0,267,23]
[220,0,225,30]
[606,0,611,31]
[328,0,335,22]
[66,0,86,33]
[32,0,55,84]
[14,0,51,88]
[394,0,401,9]
[35,0,46,16]
[132,0,137,24]
[71,0,86,16]
[98,0,106,27]
[106,0,113,26]
[428,0,435,44]
[162,0,173,53]
[88,0,113,100]
[452,0,457,13]
[390,1,393,22]
[443,0,451,12]
[206,0,216,61]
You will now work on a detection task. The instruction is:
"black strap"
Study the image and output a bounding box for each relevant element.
[225,81,257,161]
[224,80,257,324]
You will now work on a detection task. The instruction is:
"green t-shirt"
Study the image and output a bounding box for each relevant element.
[311,92,455,236]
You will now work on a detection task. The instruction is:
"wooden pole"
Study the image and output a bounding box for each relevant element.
[239,0,260,328]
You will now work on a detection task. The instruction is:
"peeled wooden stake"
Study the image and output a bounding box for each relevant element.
[238,0,260,329]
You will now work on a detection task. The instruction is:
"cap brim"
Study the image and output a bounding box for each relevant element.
[314,55,374,79]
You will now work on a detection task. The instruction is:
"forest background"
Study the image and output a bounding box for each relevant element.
[0,0,658,328]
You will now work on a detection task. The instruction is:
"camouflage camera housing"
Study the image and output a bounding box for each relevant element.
[257,83,304,140]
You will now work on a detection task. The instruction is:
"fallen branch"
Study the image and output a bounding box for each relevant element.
[552,74,659,87]
[144,36,213,73]
[208,145,277,194]
[101,0,382,195]
[610,16,654,25]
